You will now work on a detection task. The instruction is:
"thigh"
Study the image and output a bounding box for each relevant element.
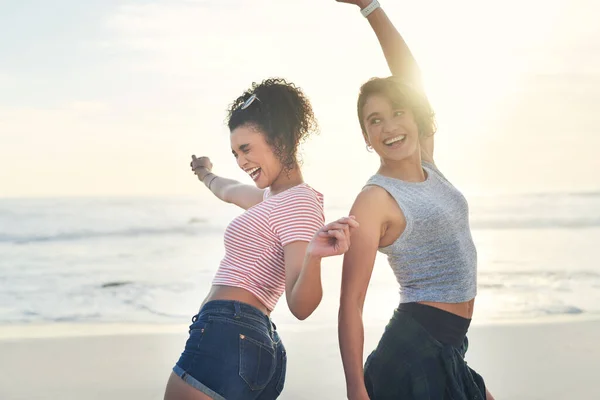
[164,372,215,400]
[364,349,415,399]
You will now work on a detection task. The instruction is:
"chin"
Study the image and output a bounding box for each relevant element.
[255,180,269,190]
[379,149,409,161]
[387,145,419,161]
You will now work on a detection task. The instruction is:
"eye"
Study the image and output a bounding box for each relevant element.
[394,110,404,117]
[370,118,381,125]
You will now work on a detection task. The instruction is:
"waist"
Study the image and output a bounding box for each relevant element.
[204,285,271,315]
[398,302,471,347]
[197,300,273,330]
[418,299,475,319]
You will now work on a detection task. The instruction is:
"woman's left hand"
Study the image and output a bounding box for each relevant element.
[307,216,359,258]
[335,0,371,8]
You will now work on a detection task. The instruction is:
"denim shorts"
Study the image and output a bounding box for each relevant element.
[173,300,287,400]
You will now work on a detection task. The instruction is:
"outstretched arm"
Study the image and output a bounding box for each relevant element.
[191,155,264,210]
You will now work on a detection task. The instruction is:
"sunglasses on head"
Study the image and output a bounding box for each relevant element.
[240,94,260,110]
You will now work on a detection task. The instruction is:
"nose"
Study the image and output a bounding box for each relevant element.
[383,120,399,134]
[236,154,247,169]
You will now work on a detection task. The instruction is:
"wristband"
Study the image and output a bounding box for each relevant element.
[361,0,380,18]
[206,175,218,190]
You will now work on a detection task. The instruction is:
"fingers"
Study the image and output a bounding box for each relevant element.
[321,216,359,232]
[322,222,350,232]
[331,229,346,241]
[190,155,211,172]
[319,226,351,249]
[339,215,359,229]
[330,229,350,253]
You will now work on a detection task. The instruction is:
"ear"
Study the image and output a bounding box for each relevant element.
[362,131,370,146]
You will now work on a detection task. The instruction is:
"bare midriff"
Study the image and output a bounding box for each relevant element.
[201,285,271,316]
[418,298,475,319]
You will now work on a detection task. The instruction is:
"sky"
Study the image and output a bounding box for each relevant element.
[1,0,599,201]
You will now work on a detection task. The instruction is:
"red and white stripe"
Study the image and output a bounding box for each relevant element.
[212,184,325,311]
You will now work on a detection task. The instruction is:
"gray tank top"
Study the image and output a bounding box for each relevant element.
[366,161,477,304]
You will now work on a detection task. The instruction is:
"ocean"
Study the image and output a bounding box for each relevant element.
[1,191,599,330]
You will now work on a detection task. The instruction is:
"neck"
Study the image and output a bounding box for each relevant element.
[378,152,426,182]
[269,166,304,195]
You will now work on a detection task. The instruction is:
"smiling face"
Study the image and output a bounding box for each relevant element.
[361,94,420,162]
[230,124,284,189]
[356,77,437,164]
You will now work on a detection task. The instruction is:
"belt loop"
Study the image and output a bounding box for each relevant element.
[233,302,242,319]
[268,318,275,340]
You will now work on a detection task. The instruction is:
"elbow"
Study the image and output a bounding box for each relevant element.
[291,310,311,321]
[338,296,364,321]
[288,297,321,321]
[289,305,313,321]
[338,304,350,324]
[221,188,233,204]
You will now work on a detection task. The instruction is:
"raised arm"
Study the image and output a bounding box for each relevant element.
[337,0,434,161]
[340,0,423,87]
[191,155,264,210]
[338,187,387,400]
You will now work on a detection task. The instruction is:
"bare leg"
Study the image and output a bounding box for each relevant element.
[164,372,215,400]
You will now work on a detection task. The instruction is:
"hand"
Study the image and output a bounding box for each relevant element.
[190,155,212,180]
[336,0,371,8]
[307,216,359,258]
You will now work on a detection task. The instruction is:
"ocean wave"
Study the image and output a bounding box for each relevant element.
[480,270,600,280]
[0,225,219,244]
[540,305,585,315]
[529,190,600,198]
[471,217,600,230]
[3,218,599,245]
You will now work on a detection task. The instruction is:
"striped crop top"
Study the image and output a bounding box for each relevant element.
[212,183,325,311]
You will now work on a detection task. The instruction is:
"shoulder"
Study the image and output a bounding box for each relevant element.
[351,183,392,216]
[359,182,390,200]
[362,175,403,200]
[269,184,325,228]
[277,183,324,207]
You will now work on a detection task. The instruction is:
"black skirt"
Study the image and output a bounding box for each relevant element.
[364,303,487,399]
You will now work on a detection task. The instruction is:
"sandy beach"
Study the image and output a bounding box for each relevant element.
[1,318,599,400]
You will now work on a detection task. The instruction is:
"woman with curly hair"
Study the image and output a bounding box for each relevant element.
[335,1,495,399]
[163,78,359,400]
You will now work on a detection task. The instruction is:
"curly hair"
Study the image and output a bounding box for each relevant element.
[357,76,436,140]
[227,78,318,173]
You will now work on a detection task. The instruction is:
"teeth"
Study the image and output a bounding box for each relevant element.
[246,167,260,175]
[384,135,406,145]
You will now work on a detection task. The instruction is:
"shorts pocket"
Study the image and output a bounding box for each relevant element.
[238,333,276,391]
